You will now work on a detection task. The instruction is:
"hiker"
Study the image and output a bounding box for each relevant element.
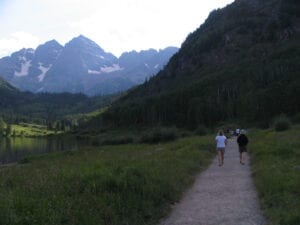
[215,130,227,166]
[235,128,240,136]
[237,130,249,165]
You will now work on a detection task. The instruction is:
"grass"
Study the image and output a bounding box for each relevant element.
[88,126,184,146]
[249,125,300,225]
[273,114,291,132]
[0,135,214,225]
[10,123,61,137]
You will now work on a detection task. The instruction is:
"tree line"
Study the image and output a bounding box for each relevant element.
[93,41,300,130]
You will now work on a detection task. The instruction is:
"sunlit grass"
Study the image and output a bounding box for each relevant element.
[11,123,61,137]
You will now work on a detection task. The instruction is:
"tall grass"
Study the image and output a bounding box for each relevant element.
[139,127,179,143]
[249,125,300,225]
[273,114,291,132]
[0,135,214,225]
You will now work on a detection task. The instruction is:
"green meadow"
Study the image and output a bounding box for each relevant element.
[11,123,61,137]
[250,125,300,225]
[1,125,299,225]
[0,135,214,225]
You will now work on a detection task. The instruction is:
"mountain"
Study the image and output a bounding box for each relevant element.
[119,47,179,84]
[0,40,63,92]
[0,35,178,96]
[97,0,300,129]
[41,35,119,94]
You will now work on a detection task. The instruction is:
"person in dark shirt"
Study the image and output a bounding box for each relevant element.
[237,130,249,165]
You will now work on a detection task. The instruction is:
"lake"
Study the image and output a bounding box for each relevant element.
[0,137,86,164]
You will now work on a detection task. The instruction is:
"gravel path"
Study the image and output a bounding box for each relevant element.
[159,138,266,225]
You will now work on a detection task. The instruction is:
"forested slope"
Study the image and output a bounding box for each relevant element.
[0,76,117,125]
[95,0,300,129]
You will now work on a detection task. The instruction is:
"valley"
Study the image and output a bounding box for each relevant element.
[0,0,299,224]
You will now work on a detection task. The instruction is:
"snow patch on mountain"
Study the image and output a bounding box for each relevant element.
[88,64,123,74]
[96,55,105,60]
[27,49,35,54]
[38,63,52,82]
[53,49,62,59]
[101,64,123,73]
[36,87,45,92]
[14,60,31,77]
[18,56,26,61]
[88,69,101,75]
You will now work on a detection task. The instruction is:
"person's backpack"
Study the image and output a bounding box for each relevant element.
[238,134,248,146]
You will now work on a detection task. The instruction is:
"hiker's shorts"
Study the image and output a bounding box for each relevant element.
[239,146,247,153]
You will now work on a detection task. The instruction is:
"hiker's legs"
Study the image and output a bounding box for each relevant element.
[240,152,244,164]
[221,150,225,165]
[218,150,222,166]
[239,146,247,164]
[217,148,225,166]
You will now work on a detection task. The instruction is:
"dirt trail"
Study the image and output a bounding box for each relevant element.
[159,138,266,225]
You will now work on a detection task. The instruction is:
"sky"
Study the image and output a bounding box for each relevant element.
[0,0,234,58]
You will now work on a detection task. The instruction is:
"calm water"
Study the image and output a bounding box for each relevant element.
[0,137,86,164]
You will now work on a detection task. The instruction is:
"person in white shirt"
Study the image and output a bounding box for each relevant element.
[215,130,227,166]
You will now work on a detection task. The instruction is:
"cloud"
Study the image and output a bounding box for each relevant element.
[0,32,40,57]
[67,0,234,56]
[0,0,234,57]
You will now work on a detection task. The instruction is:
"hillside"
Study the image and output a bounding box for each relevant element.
[0,76,118,125]
[98,0,300,129]
[0,76,20,107]
[0,76,18,92]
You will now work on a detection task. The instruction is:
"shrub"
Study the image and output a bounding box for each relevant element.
[194,125,208,136]
[274,115,291,132]
[102,136,134,145]
[181,130,193,137]
[91,139,101,146]
[140,127,179,143]
[291,113,300,124]
[18,157,30,164]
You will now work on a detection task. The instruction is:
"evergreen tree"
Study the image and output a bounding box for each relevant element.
[6,124,12,136]
[0,117,6,136]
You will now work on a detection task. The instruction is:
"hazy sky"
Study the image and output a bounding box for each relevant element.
[0,0,234,57]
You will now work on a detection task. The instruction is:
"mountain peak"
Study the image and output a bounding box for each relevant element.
[34,39,63,66]
[66,34,106,53]
[70,34,93,43]
[10,48,35,59]
[69,35,98,45]
[43,39,62,48]
[77,34,89,40]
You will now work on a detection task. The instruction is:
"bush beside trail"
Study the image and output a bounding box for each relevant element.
[273,114,291,132]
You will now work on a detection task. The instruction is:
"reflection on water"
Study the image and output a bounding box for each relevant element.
[0,137,84,164]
